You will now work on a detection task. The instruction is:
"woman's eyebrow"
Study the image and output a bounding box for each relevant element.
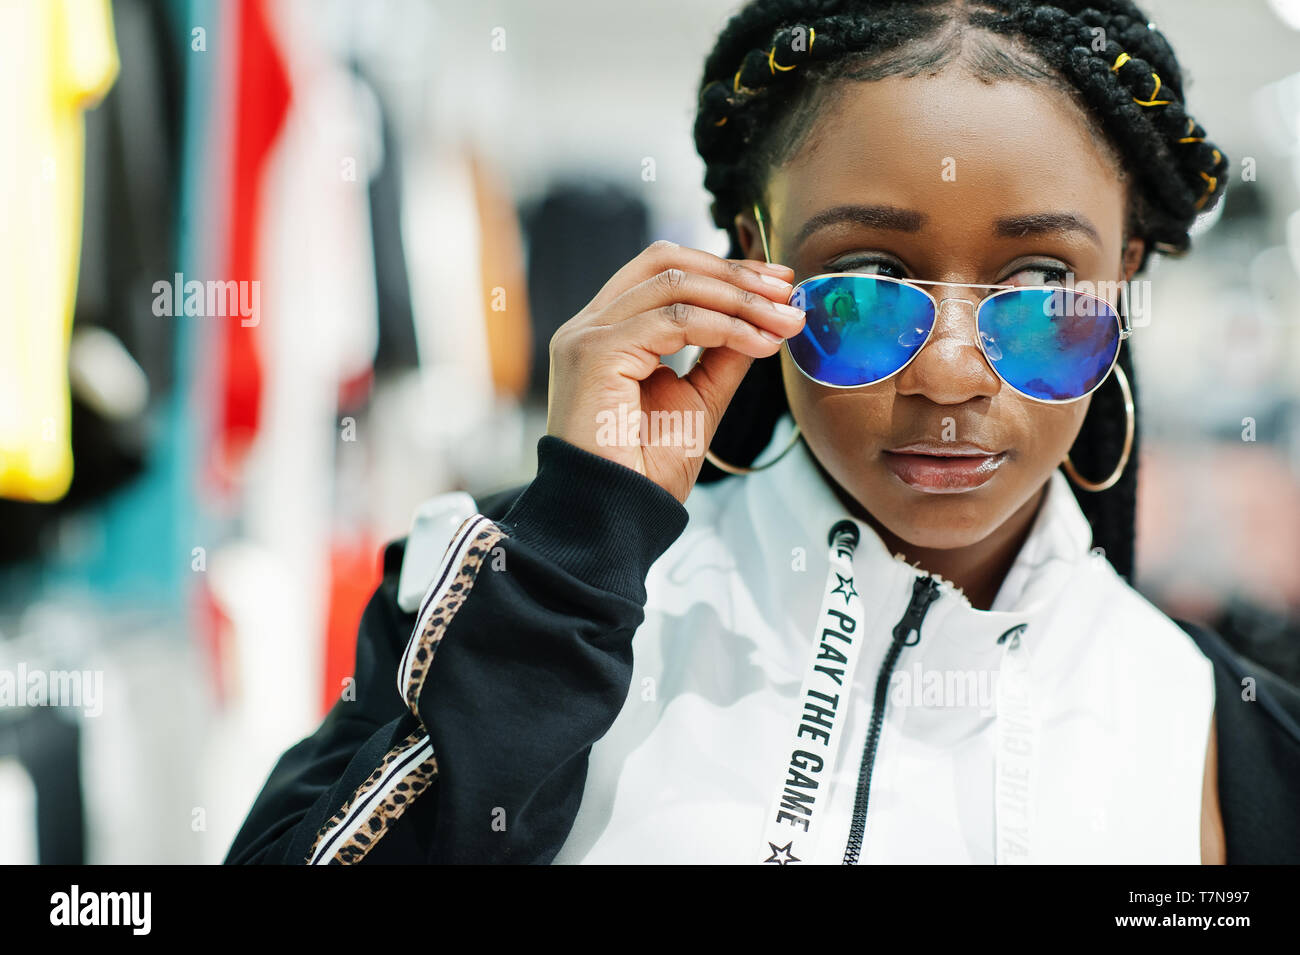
[791,205,1104,252]
[793,204,926,248]
[993,212,1102,248]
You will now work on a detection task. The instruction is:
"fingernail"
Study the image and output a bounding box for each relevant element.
[772,302,805,318]
[757,262,794,274]
[758,272,792,289]
[759,328,784,343]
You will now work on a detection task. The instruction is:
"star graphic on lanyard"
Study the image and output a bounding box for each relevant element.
[763,841,801,865]
[831,573,858,604]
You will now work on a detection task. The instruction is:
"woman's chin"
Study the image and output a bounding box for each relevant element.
[882,520,995,553]
[860,487,1011,552]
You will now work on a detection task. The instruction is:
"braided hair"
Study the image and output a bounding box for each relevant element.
[691,0,1229,582]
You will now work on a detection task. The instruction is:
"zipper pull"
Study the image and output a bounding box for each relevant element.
[893,576,941,647]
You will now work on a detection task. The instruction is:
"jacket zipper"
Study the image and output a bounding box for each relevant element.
[842,574,941,864]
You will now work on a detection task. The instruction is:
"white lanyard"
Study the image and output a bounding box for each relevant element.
[994,624,1037,863]
[760,520,868,865]
[758,516,1038,865]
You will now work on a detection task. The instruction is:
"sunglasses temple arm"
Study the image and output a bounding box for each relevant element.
[752,202,773,264]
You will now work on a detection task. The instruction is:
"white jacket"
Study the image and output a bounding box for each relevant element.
[545,414,1215,864]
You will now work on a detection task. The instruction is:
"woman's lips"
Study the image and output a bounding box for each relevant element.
[882,449,1008,493]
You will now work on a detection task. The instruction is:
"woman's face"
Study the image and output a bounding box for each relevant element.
[739,68,1144,551]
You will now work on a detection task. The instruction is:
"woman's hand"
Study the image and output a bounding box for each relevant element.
[546,240,804,503]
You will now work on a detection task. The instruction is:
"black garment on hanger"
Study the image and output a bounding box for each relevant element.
[522,182,649,402]
[356,65,419,376]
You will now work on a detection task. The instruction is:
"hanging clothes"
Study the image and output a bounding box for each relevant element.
[0,0,119,502]
[210,0,290,489]
[0,0,188,564]
[211,0,383,743]
[471,152,531,402]
[522,183,649,401]
[358,63,419,378]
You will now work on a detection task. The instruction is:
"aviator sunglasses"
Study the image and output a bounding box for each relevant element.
[753,203,1133,403]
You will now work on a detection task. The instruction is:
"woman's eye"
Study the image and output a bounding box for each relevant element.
[829,255,908,279]
[1003,263,1071,286]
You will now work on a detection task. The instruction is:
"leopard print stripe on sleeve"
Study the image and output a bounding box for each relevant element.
[305,517,504,864]
[400,517,506,716]
[306,729,438,864]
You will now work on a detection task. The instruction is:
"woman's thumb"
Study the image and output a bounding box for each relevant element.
[686,346,756,436]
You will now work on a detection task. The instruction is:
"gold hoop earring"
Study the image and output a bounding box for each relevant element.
[1062,363,1134,492]
[705,424,802,475]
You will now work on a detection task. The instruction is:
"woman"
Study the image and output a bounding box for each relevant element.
[227,0,1300,864]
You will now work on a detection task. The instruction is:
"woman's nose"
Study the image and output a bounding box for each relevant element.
[892,295,1002,404]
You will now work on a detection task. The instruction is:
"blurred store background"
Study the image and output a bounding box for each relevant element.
[0,0,1297,863]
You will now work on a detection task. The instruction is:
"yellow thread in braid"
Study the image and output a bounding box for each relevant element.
[733,63,761,96]
[1194,171,1218,210]
[1132,71,1171,107]
[768,45,796,73]
[1112,52,1171,107]
[738,28,814,89]
[1178,118,1204,144]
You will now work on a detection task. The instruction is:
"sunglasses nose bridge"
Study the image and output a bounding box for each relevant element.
[929,293,985,341]
[920,291,1001,376]
[934,294,978,315]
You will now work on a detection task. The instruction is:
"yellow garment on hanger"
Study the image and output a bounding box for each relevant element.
[0,0,119,501]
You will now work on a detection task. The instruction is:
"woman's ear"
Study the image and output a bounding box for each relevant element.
[733,209,765,262]
[1120,236,1146,282]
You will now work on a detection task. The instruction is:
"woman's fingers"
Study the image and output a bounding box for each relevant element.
[584,240,795,315]
[602,300,801,378]
[605,267,806,342]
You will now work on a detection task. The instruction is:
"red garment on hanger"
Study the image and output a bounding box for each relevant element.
[213,0,291,487]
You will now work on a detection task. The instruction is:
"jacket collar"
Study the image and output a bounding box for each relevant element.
[729,414,1095,654]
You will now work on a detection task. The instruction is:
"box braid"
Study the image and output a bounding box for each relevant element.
[691,0,1228,583]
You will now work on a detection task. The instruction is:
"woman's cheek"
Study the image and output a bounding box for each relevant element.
[1018,396,1092,476]
[786,378,894,476]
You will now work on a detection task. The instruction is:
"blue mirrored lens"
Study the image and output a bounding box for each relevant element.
[786,275,935,386]
[977,289,1120,401]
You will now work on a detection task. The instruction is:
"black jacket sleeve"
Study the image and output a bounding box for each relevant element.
[1177,618,1300,864]
[223,435,689,864]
